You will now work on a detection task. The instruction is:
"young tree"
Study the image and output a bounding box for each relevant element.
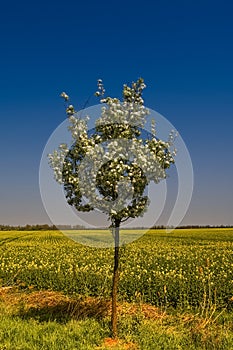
[48,78,176,337]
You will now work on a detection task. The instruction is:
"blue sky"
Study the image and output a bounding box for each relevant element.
[0,0,233,226]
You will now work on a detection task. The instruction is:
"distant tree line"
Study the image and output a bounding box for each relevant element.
[0,224,232,231]
[151,225,233,229]
[0,224,85,231]
[0,224,233,231]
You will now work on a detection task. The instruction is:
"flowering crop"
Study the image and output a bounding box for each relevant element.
[0,228,232,311]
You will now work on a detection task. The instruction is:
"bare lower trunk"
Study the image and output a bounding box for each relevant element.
[111,218,120,338]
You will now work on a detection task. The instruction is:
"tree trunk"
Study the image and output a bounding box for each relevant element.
[111,218,120,338]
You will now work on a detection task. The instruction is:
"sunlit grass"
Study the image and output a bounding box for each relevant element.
[0,228,233,349]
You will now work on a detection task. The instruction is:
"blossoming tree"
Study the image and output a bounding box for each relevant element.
[48,78,176,337]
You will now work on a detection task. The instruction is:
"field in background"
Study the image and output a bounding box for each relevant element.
[0,228,233,349]
[0,228,232,310]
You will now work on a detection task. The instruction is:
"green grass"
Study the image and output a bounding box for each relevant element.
[0,228,233,349]
[0,297,233,349]
[0,314,106,350]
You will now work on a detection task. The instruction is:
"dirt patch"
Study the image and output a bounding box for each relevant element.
[0,286,165,323]
[99,337,139,349]
[0,287,110,321]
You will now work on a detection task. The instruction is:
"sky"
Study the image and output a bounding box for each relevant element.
[0,0,233,226]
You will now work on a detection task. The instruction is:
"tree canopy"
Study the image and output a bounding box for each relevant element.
[49,78,176,228]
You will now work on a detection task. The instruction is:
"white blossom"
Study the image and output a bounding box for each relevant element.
[48,78,176,224]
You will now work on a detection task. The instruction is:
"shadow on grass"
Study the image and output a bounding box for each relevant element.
[1,288,164,326]
[17,298,110,323]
